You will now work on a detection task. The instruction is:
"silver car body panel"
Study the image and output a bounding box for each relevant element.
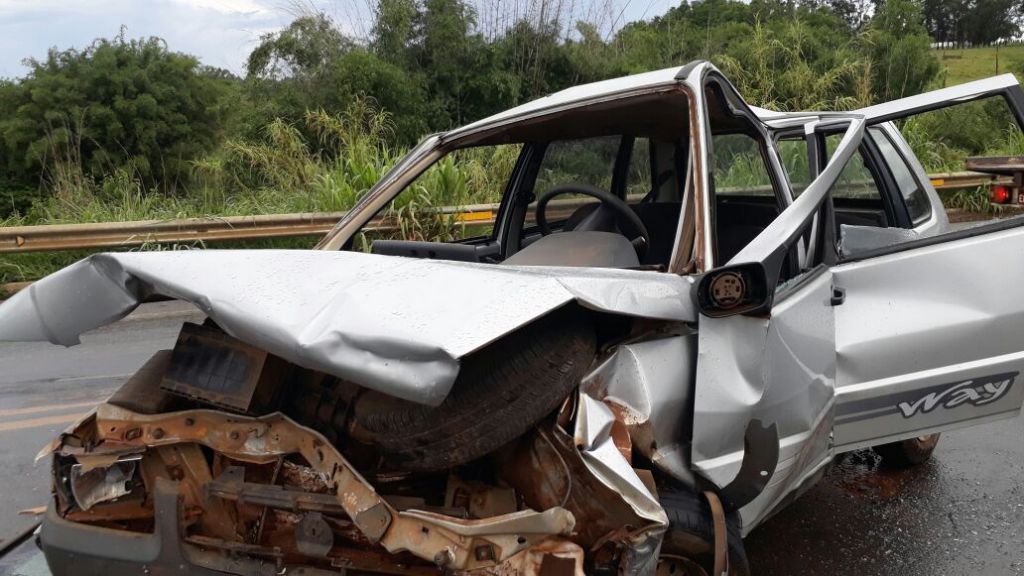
[574,393,669,575]
[0,249,695,406]
[854,73,1020,123]
[832,226,1024,451]
[693,270,837,534]
[734,271,836,531]
[580,332,700,488]
[690,115,863,526]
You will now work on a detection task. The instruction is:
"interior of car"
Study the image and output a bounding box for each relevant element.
[359,83,789,272]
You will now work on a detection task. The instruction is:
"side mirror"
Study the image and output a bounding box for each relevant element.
[695,262,773,318]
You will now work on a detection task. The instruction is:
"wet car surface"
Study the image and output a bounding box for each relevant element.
[0,306,1021,575]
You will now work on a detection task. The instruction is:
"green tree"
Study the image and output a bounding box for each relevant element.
[330,51,431,143]
[412,0,480,126]
[0,31,230,195]
[372,0,417,66]
[247,14,352,80]
[862,0,939,101]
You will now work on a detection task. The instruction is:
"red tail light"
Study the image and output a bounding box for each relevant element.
[991,185,1011,204]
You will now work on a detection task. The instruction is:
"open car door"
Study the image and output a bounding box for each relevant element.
[691,70,1024,532]
[830,76,1024,451]
[688,64,867,530]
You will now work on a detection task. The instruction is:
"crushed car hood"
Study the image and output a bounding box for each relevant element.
[0,250,695,405]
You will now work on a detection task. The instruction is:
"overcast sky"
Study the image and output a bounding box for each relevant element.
[0,0,675,79]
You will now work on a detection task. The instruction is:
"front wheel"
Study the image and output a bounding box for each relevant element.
[657,490,751,576]
[872,433,941,467]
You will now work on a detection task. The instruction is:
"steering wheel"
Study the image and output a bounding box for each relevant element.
[535,183,651,260]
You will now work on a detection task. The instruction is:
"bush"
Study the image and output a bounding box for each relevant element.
[0,30,231,196]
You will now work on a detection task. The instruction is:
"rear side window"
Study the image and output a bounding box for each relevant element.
[777,137,811,197]
[825,135,884,201]
[711,133,773,196]
[871,128,932,225]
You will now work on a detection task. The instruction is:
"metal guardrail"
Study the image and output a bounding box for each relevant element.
[928,171,1011,190]
[0,200,593,255]
[0,171,1005,256]
[0,212,347,254]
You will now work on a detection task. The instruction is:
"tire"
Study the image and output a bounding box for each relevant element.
[658,490,750,576]
[348,305,596,472]
[872,433,941,467]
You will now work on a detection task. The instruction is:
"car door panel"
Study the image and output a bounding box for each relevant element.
[690,110,864,532]
[737,270,836,530]
[828,74,1024,450]
[832,226,1024,450]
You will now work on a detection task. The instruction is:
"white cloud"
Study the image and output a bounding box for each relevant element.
[169,0,272,15]
[0,1,671,79]
[0,0,290,78]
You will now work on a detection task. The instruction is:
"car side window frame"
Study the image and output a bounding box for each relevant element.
[496,142,545,258]
[867,126,934,228]
[701,80,795,269]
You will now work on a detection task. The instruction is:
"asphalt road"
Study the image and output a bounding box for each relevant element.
[0,302,1021,575]
[0,301,205,552]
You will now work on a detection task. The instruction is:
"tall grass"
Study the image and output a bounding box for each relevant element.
[0,100,519,284]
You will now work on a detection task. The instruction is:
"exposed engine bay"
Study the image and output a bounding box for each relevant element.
[39,310,703,576]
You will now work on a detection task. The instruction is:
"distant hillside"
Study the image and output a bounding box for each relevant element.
[935,45,1024,86]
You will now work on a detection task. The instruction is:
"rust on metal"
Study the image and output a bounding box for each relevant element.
[445,477,518,520]
[205,466,348,516]
[70,403,575,571]
[140,444,237,540]
[704,491,727,576]
[496,424,655,551]
[461,538,585,576]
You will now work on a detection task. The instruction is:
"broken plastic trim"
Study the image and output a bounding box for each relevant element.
[716,419,779,510]
[50,404,577,571]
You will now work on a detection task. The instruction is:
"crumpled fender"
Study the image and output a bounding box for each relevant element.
[0,249,694,405]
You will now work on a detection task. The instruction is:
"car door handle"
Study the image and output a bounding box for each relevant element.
[831,287,846,306]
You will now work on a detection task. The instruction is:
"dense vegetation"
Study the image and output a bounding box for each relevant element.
[1,0,1022,284]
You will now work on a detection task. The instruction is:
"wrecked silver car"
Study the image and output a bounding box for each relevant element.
[3,61,1024,576]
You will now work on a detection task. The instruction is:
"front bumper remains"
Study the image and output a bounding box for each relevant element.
[39,402,665,576]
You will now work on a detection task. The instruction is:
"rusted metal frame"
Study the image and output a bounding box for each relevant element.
[141,444,237,540]
[253,456,284,545]
[667,82,704,275]
[82,404,576,571]
[687,67,712,274]
[206,466,346,516]
[703,491,727,576]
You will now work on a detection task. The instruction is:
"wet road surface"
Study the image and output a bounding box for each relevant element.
[0,302,1021,574]
[0,301,204,550]
[746,414,1024,574]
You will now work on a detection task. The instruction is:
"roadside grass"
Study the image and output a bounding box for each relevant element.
[934,45,1024,86]
[4,75,1024,287]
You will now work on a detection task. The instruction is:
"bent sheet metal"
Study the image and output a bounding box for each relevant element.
[0,249,694,405]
